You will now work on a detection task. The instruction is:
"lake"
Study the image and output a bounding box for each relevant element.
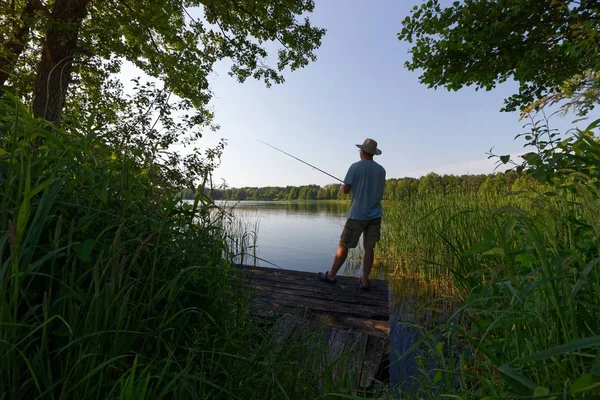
[218,200,368,276]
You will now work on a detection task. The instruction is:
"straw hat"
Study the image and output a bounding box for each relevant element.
[356,138,382,155]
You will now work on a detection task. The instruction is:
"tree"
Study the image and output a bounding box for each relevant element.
[317,187,328,200]
[1,0,326,124]
[418,172,442,196]
[399,0,600,113]
[286,186,299,200]
[479,173,508,195]
[383,178,397,200]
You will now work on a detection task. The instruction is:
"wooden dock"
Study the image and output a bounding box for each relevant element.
[233,265,390,389]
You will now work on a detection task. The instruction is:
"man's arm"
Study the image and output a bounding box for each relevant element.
[342,164,355,195]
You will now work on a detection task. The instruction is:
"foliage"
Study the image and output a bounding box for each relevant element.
[377,188,532,296]
[1,0,325,123]
[399,0,600,113]
[521,70,600,118]
[206,171,520,201]
[380,117,600,398]
[0,95,357,399]
[205,183,346,201]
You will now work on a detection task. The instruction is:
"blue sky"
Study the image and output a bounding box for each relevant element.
[132,1,595,188]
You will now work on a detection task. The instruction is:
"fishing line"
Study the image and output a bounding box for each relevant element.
[257,139,346,184]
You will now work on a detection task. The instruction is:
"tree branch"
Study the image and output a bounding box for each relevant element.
[0,0,50,92]
[228,0,292,52]
[114,0,162,56]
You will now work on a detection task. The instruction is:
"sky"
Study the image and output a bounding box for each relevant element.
[125,0,595,188]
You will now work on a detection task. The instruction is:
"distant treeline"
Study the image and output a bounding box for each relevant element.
[183,171,534,201]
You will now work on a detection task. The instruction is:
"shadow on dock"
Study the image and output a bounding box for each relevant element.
[233,265,390,390]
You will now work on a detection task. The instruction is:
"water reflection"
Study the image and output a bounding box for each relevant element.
[219,200,350,218]
[218,201,351,274]
[387,276,460,396]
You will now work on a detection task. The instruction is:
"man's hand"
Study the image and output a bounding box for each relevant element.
[340,184,352,195]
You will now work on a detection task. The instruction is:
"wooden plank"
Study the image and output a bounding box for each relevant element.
[348,330,369,386]
[234,265,389,303]
[260,314,388,389]
[360,334,387,387]
[234,264,388,291]
[234,265,391,334]
[239,275,389,304]
[244,270,388,291]
[239,281,389,309]
[327,329,348,387]
[272,314,299,344]
[249,291,388,320]
[252,301,390,337]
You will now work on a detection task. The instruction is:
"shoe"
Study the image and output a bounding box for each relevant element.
[317,271,337,284]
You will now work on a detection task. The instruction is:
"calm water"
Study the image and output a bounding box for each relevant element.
[219,200,365,275]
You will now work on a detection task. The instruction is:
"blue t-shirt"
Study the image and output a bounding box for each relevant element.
[344,160,386,220]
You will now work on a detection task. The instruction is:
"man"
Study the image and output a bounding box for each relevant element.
[317,138,386,290]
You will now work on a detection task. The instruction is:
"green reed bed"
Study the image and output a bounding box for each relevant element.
[377,191,532,297]
[0,96,365,399]
[378,121,600,398]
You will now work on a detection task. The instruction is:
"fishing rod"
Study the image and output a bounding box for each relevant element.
[257,139,346,184]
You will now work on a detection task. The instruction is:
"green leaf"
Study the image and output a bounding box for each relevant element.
[73,239,95,262]
[433,370,442,384]
[533,386,549,397]
[500,155,510,164]
[498,364,537,392]
[524,336,600,362]
[571,374,594,396]
[515,252,536,264]
[571,256,600,299]
[503,216,518,237]
[585,118,600,132]
[592,352,600,376]
[482,247,504,256]
[464,240,495,255]
[30,178,55,197]
[16,166,32,243]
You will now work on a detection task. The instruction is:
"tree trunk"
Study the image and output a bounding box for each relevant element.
[31,0,88,125]
[0,0,43,95]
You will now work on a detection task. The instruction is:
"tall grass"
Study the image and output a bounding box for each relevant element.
[379,119,600,398]
[0,95,364,399]
[377,190,532,298]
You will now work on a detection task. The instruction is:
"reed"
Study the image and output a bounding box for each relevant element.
[378,119,600,398]
[377,190,531,298]
[0,95,363,399]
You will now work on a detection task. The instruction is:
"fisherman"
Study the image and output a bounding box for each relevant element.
[317,138,386,290]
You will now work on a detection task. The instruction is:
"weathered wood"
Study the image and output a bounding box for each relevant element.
[248,289,389,320]
[238,265,388,291]
[361,334,387,387]
[232,265,391,389]
[254,304,391,337]
[239,276,389,306]
[233,265,390,335]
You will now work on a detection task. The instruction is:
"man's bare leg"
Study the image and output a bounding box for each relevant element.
[328,244,348,279]
[362,246,374,286]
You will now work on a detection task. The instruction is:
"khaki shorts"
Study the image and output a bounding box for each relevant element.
[339,217,382,249]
